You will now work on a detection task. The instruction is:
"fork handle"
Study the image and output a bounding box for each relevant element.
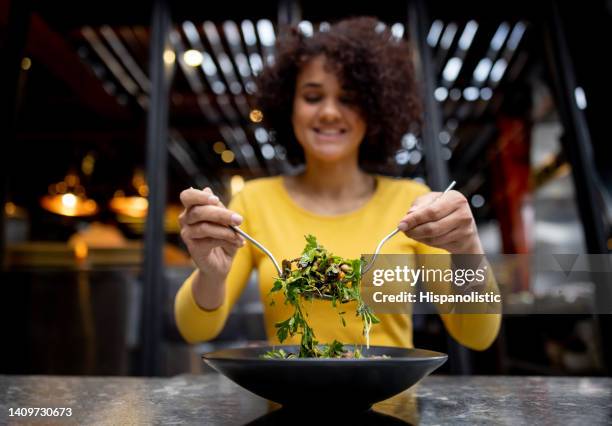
[230,225,283,277]
[362,228,400,274]
[362,181,456,274]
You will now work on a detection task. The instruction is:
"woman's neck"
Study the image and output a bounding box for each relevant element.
[283,158,377,215]
[296,162,374,200]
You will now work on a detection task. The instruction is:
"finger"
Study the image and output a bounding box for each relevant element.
[399,197,459,231]
[201,187,227,208]
[188,237,241,258]
[184,204,243,226]
[180,187,219,210]
[206,193,225,208]
[183,221,245,243]
[404,213,458,240]
[404,198,473,237]
[179,194,222,227]
[407,192,440,213]
[204,237,242,256]
[220,240,240,257]
[409,190,465,213]
[417,226,463,247]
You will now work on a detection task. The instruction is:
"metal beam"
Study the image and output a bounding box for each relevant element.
[407,0,449,191]
[543,3,609,254]
[141,0,171,376]
[542,0,612,373]
[278,0,301,28]
[0,0,32,267]
[408,0,473,375]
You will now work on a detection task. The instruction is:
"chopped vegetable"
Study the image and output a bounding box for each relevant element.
[263,235,379,358]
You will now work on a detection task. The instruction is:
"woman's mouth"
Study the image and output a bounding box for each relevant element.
[312,128,347,141]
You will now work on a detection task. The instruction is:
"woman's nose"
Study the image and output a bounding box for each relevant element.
[319,99,341,122]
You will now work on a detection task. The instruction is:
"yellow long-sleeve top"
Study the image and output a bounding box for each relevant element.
[175,176,501,351]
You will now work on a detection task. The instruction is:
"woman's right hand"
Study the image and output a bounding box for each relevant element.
[179,187,245,284]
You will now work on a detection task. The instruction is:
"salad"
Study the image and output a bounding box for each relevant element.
[263,235,379,358]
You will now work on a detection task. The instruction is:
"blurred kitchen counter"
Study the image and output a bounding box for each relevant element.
[1,374,610,425]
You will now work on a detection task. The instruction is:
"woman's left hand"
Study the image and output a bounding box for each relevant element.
[397,190,484,254]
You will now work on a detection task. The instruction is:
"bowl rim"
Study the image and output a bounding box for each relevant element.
[202,344,448,363]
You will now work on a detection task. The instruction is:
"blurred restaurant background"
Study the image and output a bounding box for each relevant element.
[1,0,611,377]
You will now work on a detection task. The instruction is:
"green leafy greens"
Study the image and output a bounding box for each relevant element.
[263,235,379,359]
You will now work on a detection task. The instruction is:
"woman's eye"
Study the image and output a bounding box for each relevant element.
[304,95,322,103]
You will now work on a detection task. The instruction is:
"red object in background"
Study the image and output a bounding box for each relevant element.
[491,116,532,291]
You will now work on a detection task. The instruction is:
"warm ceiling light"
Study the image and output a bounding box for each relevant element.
[163,49,176,64]
[62,193,77,209]
[213,141,226,154]
[42,173,97,217]
[130,169,149,197]
[5,202,26,219]
[5,202,17,216]
[65,174,79,187]
[221,150,235,163]
[137,185,149,197]
[73,240,89,261]
[109,196,149,218]
[55,181,67,193]
[81,153,95,176]
[109,169,150,218]
[41,193,98,217]
[21,57,32,70]
[183,49,203,67]
[249,109,263,123]
[114,204,183,235]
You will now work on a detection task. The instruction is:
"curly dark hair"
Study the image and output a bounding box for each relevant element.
[255,16,422,171]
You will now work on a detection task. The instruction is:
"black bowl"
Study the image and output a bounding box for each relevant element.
[203,345,447,410]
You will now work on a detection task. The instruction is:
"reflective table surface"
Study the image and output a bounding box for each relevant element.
[1,374,611,425]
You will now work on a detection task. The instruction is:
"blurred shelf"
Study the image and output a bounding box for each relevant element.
[6,241,191,270]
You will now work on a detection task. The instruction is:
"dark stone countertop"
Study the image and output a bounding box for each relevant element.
[1,374,611,425]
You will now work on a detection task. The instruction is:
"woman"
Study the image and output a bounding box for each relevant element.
[175,17,500,350]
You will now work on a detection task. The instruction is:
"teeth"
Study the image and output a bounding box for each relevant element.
[316,129,343,135]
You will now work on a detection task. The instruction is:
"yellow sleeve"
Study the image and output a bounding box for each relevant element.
[415,240,501,351]
[408,179,501,351]
[439,312,501,351]
[174,191,255,343]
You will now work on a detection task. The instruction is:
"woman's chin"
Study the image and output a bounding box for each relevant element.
[304,144,354,162]
[308,150,350,163]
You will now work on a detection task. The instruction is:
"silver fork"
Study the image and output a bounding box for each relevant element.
[360,180,456,275]
[315,180,456,302]
[230,225,283,277]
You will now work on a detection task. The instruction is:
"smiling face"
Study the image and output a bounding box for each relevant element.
[291,56,367,165]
